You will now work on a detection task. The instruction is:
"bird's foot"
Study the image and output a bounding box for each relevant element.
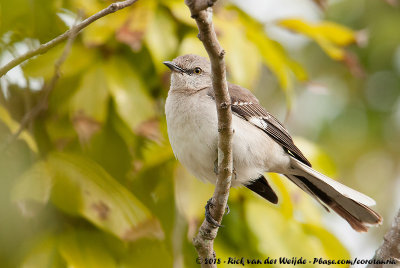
[205,198,230,227]
[232,167,237,180]
[205,198,222,227]
[213,159,218,175]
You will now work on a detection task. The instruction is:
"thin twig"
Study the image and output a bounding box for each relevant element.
[367,209,400,268]
[185,1,233,267]
[0,0,139,77]
[0,11,83,151]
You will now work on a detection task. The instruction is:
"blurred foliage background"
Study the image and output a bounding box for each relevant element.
[0,0,399,267]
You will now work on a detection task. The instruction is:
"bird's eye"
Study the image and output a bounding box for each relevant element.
[194,67,202,74]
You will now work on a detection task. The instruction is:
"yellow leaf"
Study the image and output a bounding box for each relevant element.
[268,173,294,219]
[232,8,307,108]
[20,233,64,268]
[215,12,262,89]
[174,165,214,223]
[165,1,196,27]
[178,34,208,58]
[0,105,38,152]
[70,65,109,122]
[279,18,356,60]
[317,22,356,46]
[145,8,178,72]
[82,10,130,46]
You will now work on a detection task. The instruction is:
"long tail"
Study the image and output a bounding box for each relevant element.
[286,158,382,232]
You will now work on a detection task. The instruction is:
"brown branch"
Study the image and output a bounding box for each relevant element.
[0,0,139,77]
[185,1,233,267]
[367,209,400,268]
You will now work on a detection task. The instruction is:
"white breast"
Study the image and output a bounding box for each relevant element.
[165,92,219,184]
[165,91,290,187]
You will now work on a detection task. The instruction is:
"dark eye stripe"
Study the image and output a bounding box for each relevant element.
[182,67,202,75]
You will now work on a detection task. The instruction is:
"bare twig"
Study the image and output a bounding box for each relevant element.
[0,0,139,77]
[0,12,82,151]
[367,209,400,268]
[185,0,233,267]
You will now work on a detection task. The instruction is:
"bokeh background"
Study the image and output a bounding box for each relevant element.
[0,0,399,267]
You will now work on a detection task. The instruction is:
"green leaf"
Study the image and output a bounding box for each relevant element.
[58,230,117,268]
[105,57,155,132]
[69,65,109,123]
[120,239,173,268]
[22,43,96,80]
[13,152,164,241]
[20,233,65,268]
[12,162,52,208]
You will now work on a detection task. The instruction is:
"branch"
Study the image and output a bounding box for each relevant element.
[367,209,400,268]
[185,0,233,267]
[0,0,139,77]
[0,12,82,152]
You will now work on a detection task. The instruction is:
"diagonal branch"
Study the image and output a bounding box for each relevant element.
[185,0,233,267]
[0,0,139,77]
[367,209,400,267]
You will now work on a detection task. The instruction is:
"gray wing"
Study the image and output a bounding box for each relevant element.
[208,83,311,167]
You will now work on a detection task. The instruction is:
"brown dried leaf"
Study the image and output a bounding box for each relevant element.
[384,0,399,6]
[116,23,145,51]
[72,111,101,144]
[135,119,162,143]
[123,218,164,241]
[116,1,155,52]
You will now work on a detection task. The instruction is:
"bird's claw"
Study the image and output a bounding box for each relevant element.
[205,198,222,227]
[205,198,230,227]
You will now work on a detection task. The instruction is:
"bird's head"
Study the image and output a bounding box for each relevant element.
[164,54,212,93]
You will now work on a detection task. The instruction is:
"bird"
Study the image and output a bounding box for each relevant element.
[163,54,382,232]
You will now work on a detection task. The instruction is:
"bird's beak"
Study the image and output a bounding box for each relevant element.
[163,61,185,74]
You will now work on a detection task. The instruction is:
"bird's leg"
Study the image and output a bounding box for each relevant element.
[205,198,222,227]
[232,167,237,180]
[213,158,218,175]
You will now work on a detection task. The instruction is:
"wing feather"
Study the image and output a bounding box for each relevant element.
[227,83,311,167]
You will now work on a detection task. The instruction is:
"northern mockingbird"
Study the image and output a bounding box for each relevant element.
[164,54,382,232]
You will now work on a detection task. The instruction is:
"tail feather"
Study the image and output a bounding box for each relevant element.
[245,175,278,204]
[287,158,382,232]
